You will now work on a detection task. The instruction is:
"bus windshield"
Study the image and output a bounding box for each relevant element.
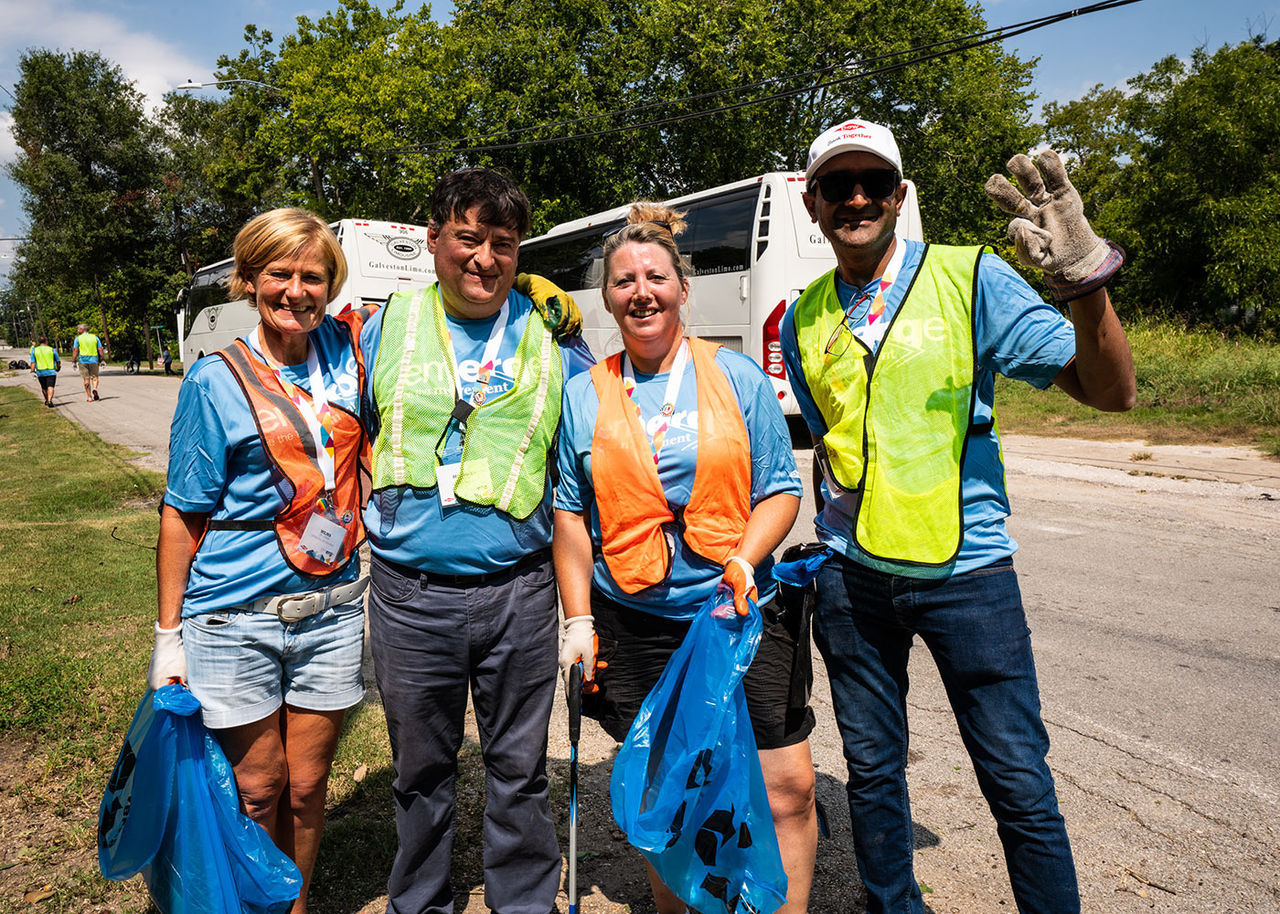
[185,260,234,331]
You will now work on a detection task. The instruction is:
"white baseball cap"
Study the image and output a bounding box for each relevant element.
[805,119,903,185]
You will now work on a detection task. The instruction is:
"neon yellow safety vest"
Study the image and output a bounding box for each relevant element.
[32,345,59,371]
[75,333,100,358]
[370,285,563,520]
[793,244,989,567]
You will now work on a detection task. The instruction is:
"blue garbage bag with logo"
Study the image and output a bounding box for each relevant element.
[98,683,302,913]
[611,588,787,914]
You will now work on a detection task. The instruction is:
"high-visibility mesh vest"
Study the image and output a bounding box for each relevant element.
[32,345,59,371]
[211,308,372,577]
[75,333,100,358]
[588,337,751,593]
[793,244,988,567]
[370,285,562,520]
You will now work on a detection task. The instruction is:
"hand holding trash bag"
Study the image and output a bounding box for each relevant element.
[610,589,787,914]
[720,556,757,616]
[99,684,302,914]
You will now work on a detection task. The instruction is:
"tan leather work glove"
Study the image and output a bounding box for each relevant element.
[985,149,1124,301]
[515,273,583,340]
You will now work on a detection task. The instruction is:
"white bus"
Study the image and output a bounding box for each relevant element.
[517,172,923,415]
[176,219,437,366]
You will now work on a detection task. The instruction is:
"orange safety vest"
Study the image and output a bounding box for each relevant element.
[213,310,372,577]
[589,336,751,594]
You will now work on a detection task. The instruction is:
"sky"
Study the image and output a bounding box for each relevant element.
[3,0,1279,285]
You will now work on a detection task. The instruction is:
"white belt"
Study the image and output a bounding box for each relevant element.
[248,576,370,623]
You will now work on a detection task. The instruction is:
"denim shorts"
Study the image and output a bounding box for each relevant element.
[183,598,365,729]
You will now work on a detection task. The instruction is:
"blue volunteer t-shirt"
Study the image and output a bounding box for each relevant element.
[556,346,803,619]
[164,316,362,617]
[779,238,1077,578]
[360,287,594,575]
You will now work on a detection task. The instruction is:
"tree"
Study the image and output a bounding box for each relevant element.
[400,0,1037,240]
[6,49,168,357]
[1080,38,1280,332]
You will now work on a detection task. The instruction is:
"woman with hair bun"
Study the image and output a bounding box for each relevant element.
[148,207,373,913]
[553,202,818,913]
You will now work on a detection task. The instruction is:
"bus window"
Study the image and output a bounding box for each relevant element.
[185,261,234,330]
[682,187,757,275]
[519,225,610,291]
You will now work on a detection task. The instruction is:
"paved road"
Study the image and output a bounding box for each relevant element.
[1,356,181,473]
[5,351,1279,912]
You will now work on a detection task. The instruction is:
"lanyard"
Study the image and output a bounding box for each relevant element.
[622,339,690,465]
[250,329,337,492]
[441,300,510,410]
[852,235,907,327]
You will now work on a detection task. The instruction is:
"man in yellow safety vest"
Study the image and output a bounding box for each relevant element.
[780,118,1136,914]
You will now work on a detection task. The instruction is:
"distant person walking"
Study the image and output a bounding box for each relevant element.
[72,323,107,401]
[29,336,61,407]
[162,345,175,375]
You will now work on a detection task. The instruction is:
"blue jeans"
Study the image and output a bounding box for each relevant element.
[368,553,561,914]
[812,556,1078,914]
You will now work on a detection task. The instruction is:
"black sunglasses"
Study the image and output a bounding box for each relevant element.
[811,168,900,202]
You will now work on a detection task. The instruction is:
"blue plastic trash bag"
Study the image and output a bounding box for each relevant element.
[98,684,302,913]
[770,543,830,591]
[611,589,787,914]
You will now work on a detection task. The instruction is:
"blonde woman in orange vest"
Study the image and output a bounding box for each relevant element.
[148,208,374,914]
[553,202,817,914]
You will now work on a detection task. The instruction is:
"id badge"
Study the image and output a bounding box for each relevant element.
[437,461,462,508]
[299,508,345,565]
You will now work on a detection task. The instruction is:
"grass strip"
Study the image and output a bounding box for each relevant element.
[0,386,165,912]
[994,320,1280,455]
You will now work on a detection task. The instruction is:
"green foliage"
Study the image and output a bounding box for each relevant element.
[994,319,1280,455]
[1042,84,1135,220]
[4,50,170,354]
[1043,37,1280,333]
[430,0,1038,243]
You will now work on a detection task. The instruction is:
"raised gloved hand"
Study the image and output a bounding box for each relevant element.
[721,556,758,617]
[515,273,583,340]
[984,149,1124,301]
[147,622,186,689]
[559,614,602,694]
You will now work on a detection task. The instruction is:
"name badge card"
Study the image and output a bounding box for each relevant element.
[299,510,345,565]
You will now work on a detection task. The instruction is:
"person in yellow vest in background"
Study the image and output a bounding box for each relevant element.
[779,118,1136,914]
[29,336,61,407]
[71,323,108,401]
[358,167,590,914]
[553,202,817,914]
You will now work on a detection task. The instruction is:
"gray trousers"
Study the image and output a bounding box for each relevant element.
[369,552,561,914]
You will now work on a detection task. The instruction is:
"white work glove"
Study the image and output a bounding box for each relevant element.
[720,556,758,617]
[559,614,598,689]
[984,148,1124,301]
[147,622,186,689]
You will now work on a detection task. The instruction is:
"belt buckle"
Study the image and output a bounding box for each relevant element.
[276,591,322,623]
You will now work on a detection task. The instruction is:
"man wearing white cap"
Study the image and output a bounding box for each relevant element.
[779,118,1135,914]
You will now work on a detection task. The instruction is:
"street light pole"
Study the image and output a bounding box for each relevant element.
[176,79,328,207]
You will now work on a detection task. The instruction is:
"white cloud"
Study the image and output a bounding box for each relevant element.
[0,0,208,114]
[0,110,16,168]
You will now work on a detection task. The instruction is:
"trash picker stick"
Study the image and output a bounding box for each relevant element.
[568,660,583,914]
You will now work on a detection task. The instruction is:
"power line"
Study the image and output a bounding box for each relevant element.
[370,0,1144,158]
